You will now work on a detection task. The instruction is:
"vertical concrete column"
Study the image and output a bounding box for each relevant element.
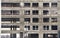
[39,33,43,38]
[20,9,24,31]
[49,25,51,30]
[30,10,32,23]
[50,2,51,8]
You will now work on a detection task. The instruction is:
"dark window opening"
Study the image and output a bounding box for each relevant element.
[43,10,49,15]
[33,26,38,30]
[43,26,49,30]
[1,18,20,22]
[43,3,49,7]
[1,10,12,15]
[1,25,19,28]
[51,25,57,30]
[25,26,30,30]
[24,3,30,7]
[51,3,57,7]
[1,25,19,30]
[24,18,30,22]
[1,3,20,7]
[32,10,38,15]
[1,10,19,15]
[1,3,12,7]
[32,3,38,7]
[24,10,30,15]
[12,3,20,7]
[13,10,19,15]
[43,18,49,22]
[33,18,39,23]
[43,34,58,38]
[10,34,16,38]
[28,34,39,38]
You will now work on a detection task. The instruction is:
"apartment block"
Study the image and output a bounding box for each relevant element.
[1,0,60,38]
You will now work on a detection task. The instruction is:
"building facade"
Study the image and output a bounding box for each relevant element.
[1,0,60,38]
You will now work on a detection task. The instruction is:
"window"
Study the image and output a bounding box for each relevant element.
[28,34,39,38]
[10,25,19,30]
[51,25,57,30]
[43,34,48,38]
[1,3,20,7]
[1,25,19,30]
[1,34,10,38]
[43,18,49,22]
[13,10,19,15]
[24,3,30,7]
[24,26,30,30]
[1,25,19,28]
[32,10,38,15]
[32,18,39,23]
[2,18,20,22]
[51,18,57,22]
[24,10,30,15]
[51,3,57,7]
[24,18,30,22]
[12,3,20,7]
[10,34,16,38]
[1,3,12,7]
[32,3,38,7]
[43,34,58,38]
[43,10,49,15]
[33,26,38,30]
[43,26,49,30]
[1,10,12,15]
[43,3,49,7]
[1,10,19,15]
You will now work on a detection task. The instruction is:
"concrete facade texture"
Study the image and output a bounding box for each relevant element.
[1,0,60,38]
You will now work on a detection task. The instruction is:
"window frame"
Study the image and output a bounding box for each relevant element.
[33,25,38,30]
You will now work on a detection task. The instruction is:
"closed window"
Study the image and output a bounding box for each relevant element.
[43,34,58,38]
[10,34,16,38]
[1,10,19,15]
[2,18,20,22]
[43,3,49,7]
[32,10,38,15]
[13,10,19,15]
[43,10,49,15]
[43,26,49,30]
[1,25,19,30]
[51,25,57,30]
[24,3,30,7]
[24,18,30,22]
[32,3,38,7]
[32,18,39,23]
[28,34,39,38]
[1,34,10,38]
[24,10,30,15]
[12,3,20,7]
[43,18,49,22]
[1,10,12,15]
[1,3,20,7]
[24,26,30,30]
[1,3,12,7]
[51,3,57,7]
[33,26,38,30]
